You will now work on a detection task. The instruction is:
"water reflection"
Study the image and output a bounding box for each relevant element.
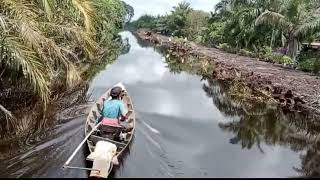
[88,31,304,177]
[161,43,320,177]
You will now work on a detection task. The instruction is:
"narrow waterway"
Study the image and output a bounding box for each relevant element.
[0,31,315,178]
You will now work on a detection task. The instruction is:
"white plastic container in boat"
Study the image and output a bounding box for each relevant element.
[87,141,117,178]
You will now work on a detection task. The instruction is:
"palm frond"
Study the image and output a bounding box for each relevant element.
[42,0,54,21]
[2,0,38,20]
[41,22,99,59]
[255,10,292,31]
[65,62,81,88]
[5,36,51,105]
[0,15,7,30]
[0,0,127,114]
[295,18,320,38]
[72,0,97,34]
[19,21,43,50]
[0,104,13,119]
[0,103,15,130]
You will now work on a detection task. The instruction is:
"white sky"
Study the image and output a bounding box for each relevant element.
[123,0,220,20]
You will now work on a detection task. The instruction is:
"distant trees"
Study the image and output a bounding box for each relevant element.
[130,0,320,72]
[130,1,193,37]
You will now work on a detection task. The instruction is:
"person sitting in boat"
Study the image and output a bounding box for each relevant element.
[100,86,127,126]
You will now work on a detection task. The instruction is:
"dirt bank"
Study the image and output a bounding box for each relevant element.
[136,29,320,114]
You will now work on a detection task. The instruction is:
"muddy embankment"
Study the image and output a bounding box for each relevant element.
[136,29,320,115]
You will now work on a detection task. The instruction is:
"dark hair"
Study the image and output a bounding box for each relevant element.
[110,86,122,99]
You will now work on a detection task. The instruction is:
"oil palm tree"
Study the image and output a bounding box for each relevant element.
[212,0,282,49]
[0,0,127,103]
[167,1,192,37]
[0,0,127,131]
[256,0,320,63]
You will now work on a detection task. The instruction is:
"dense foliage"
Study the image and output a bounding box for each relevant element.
[130,0,320,71]
[0,0,133,126]
[130,2,209,39]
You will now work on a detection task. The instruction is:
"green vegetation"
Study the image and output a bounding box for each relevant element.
[0,0,133,132]
[130,2,209,39]
[297,48,320,73]
[130,0,320,71]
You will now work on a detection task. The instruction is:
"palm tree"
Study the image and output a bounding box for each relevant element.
[211,0,281,49]
[167,1,192,37]
[173,1,192,12]
[256,0,320,63]
[0,0,127,131]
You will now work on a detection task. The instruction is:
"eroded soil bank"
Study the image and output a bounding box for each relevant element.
[136,29,320,115]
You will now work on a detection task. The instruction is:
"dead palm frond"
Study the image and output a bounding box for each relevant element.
[0,104,15,130]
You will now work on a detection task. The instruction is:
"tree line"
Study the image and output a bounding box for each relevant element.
[130,0,320,73]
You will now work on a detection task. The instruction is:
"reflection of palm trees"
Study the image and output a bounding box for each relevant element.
[218,110,290,153]
[299,142,320,177]
[203,77,320,177]
[131,31,155,48]
[165,56,186,74]
[203,80,244,117]
[157,38,320,176]
[164,53,213,78]
[160,42,320,176]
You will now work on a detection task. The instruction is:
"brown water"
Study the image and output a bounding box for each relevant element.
[0,31,319,178]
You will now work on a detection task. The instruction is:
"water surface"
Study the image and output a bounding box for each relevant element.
[87,31,302,178]
[0,31,315,178]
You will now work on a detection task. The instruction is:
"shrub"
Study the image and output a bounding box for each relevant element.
[218,43,238,53]
[259,46,274,61]
[261,46,273,55]
[280,56,293,65]
[218,43,231,50]
[271,53,285,64]
[298,58,315,72]
[239,49,255,57]
[298,58,320,73]
[297,48,320,73]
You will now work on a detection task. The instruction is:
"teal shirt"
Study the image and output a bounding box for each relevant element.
[102,99,126,119]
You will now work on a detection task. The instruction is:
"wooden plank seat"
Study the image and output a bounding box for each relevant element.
[99,124,125,133]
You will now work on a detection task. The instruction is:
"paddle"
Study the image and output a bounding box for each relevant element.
[63,121,102,169]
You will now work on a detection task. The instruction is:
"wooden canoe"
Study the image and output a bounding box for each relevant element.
[84,82,136,177]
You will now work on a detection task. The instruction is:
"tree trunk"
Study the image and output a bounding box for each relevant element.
[287,35,299,64]
[270,28,275,48]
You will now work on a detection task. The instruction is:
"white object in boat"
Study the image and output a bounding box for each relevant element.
[87,141,117,178]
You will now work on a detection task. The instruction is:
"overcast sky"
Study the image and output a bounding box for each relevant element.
[123,0,220,20]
